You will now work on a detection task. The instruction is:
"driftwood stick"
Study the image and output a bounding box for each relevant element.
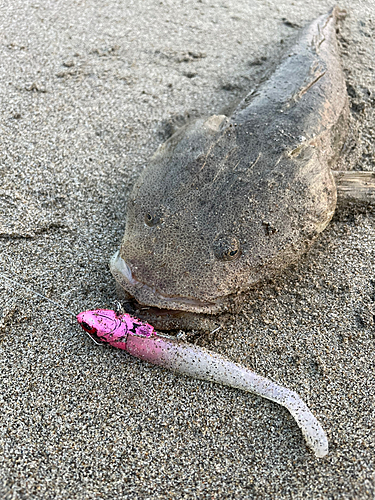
[333,171,375,205]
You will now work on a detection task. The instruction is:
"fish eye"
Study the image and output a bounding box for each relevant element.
[144,211,162,227]
[145,213,153,225]
[213,235,241,261]
[82,321,95,332]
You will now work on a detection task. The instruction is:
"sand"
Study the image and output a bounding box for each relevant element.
[0,0,374,498]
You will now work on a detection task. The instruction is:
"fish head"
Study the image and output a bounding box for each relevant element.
[110,119,262,317]
[111,212,245,317]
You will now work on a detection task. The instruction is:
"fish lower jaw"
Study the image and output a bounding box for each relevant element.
[109,250,222,314]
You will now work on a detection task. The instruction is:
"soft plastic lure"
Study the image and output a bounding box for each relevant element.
[0,274,328,457]
[77,308,328,458]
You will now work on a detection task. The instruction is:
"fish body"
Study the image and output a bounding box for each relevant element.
[110,8,349,324]
[77,309,329,458]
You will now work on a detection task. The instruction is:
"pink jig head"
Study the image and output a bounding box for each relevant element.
[76,309,155,350]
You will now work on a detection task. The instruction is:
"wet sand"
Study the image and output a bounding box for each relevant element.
[0,1,374,498]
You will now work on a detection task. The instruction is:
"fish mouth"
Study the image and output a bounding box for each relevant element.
[109,250,221,314]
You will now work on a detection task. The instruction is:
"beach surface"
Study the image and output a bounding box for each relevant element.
[0,0,374,498]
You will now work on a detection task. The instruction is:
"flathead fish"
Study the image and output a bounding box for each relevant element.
[111,8,351,329]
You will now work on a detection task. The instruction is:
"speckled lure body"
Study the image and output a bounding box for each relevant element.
[77,308,328,458]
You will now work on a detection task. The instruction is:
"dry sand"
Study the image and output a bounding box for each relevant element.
[0,0,374,498]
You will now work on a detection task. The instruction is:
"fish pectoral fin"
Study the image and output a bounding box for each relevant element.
[333,171,375,205]
[151,115,228,164]
[203,114,227,132]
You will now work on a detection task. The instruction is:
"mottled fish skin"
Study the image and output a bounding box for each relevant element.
[111,8,349,319]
